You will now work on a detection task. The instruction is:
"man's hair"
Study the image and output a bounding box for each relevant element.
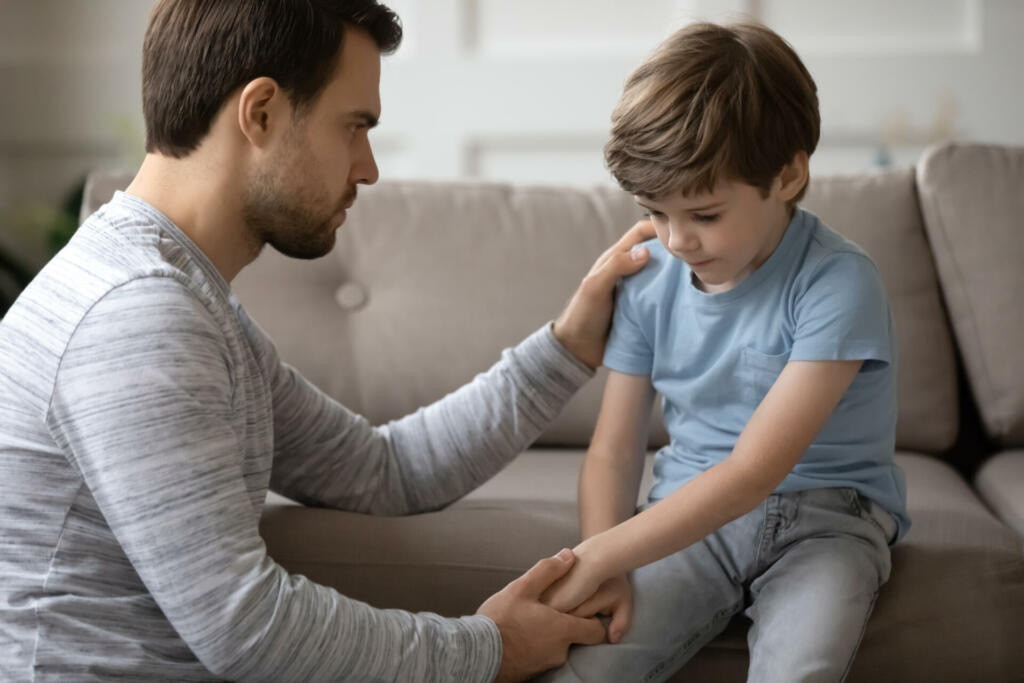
[605,22,819,202]
[142,0,402,158]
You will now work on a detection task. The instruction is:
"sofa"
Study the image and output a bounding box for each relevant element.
[81,141,1024,681]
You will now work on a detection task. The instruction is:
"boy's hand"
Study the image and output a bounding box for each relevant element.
[477,549,606,683]
[540,549,606,615]
[553,220,655,369]
[570,574,634,644]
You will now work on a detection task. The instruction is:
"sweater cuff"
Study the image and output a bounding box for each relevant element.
[452,614,503,682]
[522,322,595,386]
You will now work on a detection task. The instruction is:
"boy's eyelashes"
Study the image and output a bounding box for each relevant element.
[641,210,720,224]
[694,212,720,223]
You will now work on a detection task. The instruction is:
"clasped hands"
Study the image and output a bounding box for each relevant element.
[541,543,634,646]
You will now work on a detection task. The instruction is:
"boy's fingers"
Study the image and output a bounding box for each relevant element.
[514,549,575,599]
[559,613,606,647]
[608,602,633,644]
[569,590,611,619]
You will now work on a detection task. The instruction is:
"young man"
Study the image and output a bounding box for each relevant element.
[0,1,655,681]
[537,22,908,682]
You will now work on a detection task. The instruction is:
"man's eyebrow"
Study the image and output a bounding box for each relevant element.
[347,110,379,128]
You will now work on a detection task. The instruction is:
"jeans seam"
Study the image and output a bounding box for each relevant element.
[837,587,879,683]
[641,600,743,683]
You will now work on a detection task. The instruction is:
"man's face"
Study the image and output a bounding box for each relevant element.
[635,177,791,294]
[243,28,382,259]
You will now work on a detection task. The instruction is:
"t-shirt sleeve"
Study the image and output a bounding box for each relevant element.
[603,277,654,375]
[789,252,893,369]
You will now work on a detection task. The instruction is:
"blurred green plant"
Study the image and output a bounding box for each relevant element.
[0,179,85,317]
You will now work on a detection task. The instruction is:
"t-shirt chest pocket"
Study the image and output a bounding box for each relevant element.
[738,346,790,404]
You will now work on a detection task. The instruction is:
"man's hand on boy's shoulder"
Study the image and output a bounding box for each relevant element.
[553,220,656,369]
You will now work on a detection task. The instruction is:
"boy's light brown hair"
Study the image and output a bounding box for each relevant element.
[605,22,819,203]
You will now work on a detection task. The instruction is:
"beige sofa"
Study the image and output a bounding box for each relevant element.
[82,142,1024,681]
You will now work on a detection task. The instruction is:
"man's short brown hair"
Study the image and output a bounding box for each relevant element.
[143,0,402,159]
[605,22,819,202]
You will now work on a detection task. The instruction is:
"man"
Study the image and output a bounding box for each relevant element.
[0,1,653,681]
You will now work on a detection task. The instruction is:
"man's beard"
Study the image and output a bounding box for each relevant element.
[242,169,348,261]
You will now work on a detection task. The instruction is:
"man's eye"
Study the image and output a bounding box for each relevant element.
[694,213,719,223]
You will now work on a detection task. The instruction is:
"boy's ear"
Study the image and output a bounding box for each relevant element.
[237,77,290,150]
[775,151,810,202]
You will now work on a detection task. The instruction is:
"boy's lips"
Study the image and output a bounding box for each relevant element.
[688,258,715,267]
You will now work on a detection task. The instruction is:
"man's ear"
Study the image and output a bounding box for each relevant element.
[237,77,288,149]
[775,151,810,202]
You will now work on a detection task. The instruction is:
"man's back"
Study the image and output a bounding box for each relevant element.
[0,192,272,680]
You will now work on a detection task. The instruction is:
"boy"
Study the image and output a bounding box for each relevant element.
[537,22,908,682]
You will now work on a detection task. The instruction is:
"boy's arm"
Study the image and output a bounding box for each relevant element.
[578,370,656,540]
[555,359,862,608]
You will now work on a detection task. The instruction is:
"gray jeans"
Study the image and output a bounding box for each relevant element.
[537,487,896,683]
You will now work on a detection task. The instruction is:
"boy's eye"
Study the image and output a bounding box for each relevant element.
[693,213,719,224]
[643,210,666,220]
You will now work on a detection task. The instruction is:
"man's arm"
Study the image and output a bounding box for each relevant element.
[49,278,504,682]
[543,359,863,610]
[262,221,658,515]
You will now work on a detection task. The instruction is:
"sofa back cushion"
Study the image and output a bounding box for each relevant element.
[81,169,959,453]
[802,169,959,453]
[917,143,1024,446]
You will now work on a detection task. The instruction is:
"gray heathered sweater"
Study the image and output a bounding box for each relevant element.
[0,191,593,681]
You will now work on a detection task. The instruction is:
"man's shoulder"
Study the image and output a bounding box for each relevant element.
[1,211,222,391]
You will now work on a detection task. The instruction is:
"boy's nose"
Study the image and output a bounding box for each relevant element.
[669,228,699,253]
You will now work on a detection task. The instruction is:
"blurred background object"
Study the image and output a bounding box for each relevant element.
[2,0,1022,315]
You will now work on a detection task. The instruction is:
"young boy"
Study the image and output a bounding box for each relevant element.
[538,22,908,682]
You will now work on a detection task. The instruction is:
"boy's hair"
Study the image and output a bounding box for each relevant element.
[143,0,402,159]
[605,22,819,203]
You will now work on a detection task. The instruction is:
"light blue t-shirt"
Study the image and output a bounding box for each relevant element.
[604,208,909,541]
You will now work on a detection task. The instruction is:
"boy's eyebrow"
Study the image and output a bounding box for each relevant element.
[634,199,725,212]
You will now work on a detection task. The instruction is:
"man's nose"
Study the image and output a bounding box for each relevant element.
[351,140,379,186]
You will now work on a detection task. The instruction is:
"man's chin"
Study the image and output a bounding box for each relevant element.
[269,230,337,260]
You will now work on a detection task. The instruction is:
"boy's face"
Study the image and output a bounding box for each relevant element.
[635,177,794,294]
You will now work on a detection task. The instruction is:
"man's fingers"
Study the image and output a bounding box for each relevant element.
[591,221,656,272]
[616,219,657,249]
[513,549,575,599]
[585,244,651,294]
[559,613,606,647]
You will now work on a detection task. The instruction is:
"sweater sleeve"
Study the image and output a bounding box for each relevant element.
[47,276,502,682]
[244,309,595,515]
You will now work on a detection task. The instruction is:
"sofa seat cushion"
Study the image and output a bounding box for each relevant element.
[260,452,1024,682]
[917,142,1024,445]
[975,450,1024,540]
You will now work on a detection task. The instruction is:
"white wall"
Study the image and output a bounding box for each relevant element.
[1,0,1022,212]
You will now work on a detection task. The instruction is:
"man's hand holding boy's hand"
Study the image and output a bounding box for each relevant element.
[570,574,634,644]
[553,220,655,369]
[477,549,605,683]
[541,549,634,644]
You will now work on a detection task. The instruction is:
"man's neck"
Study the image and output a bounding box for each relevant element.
[125,153,259,283]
